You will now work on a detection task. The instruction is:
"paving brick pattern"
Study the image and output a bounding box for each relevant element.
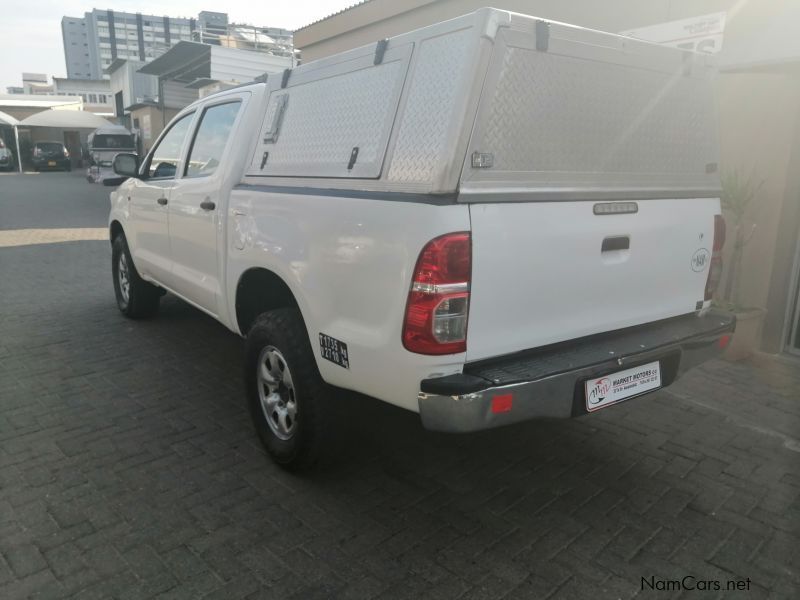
[1,174,798,599]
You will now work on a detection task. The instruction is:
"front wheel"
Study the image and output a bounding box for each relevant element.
[245,308,336,471]
[111,234,161,318]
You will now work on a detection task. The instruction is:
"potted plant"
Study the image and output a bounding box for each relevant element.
[716,169,766,360]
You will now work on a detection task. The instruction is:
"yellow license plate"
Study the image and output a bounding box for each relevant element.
[48,161,56,166]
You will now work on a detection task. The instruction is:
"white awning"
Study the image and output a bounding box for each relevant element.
[18,110,112,129]
[0,110,19,126]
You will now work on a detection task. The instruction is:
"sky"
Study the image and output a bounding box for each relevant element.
[0,0,358,91]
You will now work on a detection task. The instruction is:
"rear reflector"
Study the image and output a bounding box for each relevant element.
[403,232,471,354]
[491,394,513,413]
[718,334,731,350]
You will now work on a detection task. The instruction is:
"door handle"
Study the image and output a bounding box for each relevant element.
[601,236,630,252]
[157,197,168,206]
[200,199,216,211]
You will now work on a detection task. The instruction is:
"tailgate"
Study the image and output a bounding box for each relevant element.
[466,198,718,361]
[460,18,721,362]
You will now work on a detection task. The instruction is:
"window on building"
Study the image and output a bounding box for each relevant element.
[99,94,107,103]
[89,94,98,103]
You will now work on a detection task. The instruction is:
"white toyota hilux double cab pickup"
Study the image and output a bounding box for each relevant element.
[108,8,735,470]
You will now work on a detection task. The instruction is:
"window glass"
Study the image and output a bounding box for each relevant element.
[184,102,240,178]
[147,113,193,178]
[91,134,134,149]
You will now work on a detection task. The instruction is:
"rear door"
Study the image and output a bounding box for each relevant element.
[460,23,721,361]
[167,97,244,315]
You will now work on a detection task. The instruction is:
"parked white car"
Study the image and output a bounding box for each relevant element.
[86,125,136,183]
[108,8,735,469]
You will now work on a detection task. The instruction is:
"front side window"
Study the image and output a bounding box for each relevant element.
[184,102,241,178]
[147,113,193,179]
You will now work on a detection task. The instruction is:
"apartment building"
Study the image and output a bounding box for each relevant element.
[61,10,195,80]
[62,9,295,81]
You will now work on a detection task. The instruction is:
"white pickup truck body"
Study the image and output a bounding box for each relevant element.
[109,8,734,461]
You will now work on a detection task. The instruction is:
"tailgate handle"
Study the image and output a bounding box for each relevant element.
[602,236,629,252]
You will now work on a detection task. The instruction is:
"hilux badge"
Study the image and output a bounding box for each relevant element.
[691,249,710,272]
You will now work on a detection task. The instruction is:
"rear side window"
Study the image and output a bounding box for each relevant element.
[147,113,194,179]
[36,143,64,152]
[184,101,241,178]
[91,134,134,149]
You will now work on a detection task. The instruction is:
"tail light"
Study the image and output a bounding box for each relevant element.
[705,214,726,301]
[63,148,70,157]
[403,232,471,354]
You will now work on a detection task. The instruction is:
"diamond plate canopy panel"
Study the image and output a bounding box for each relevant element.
[467,42,718,188]
[387,28,472,184]
[256,58,405,178]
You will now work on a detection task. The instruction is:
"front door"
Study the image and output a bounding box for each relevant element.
[128,111,195,285]
[168,100,243,315]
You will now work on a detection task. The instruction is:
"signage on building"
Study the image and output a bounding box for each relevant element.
[620,12,726,54]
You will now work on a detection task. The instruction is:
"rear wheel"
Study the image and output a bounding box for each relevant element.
[245,308,335,471]
[111,234,160,318]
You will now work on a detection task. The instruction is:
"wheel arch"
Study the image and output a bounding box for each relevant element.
[109,219,124,244]
[235,267,303,336]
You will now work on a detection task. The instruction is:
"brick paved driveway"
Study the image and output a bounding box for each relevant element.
[1,172,798,599]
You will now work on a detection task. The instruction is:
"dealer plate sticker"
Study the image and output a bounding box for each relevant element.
[319,333,349,369]
[585,361,661,412]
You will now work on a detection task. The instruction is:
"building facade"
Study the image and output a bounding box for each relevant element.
[294,0,800,356]
[62,9,296,82]
[51,78,114,116]
[61,10,196,80]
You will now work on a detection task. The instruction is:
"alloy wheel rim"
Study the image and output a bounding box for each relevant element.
[256,346,298,440]
[118,253,130,303]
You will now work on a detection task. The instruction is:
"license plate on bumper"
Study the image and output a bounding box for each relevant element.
[48,161,56,166]
[585,361,661,412]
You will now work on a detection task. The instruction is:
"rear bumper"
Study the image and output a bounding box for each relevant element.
[32,158,69,169]
[418,310,735,432]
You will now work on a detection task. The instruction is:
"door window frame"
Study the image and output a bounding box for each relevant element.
[182,99,243,180]
[139,110,196,181]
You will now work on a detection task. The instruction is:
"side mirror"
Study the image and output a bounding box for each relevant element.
[113,153,139,178]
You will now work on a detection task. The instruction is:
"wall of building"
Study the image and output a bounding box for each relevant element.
[52,78,114,115]
[63,9,195,81]
[716,71,800,312]
[130,105,179,153]
[108,60,159,113]
[61,17,93,79]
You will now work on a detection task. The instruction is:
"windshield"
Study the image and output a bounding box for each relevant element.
[36,142,64,152]
[91,134,135,149]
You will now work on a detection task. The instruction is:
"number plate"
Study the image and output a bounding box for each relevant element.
[585,361,661,412]
[48,161,56,166]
